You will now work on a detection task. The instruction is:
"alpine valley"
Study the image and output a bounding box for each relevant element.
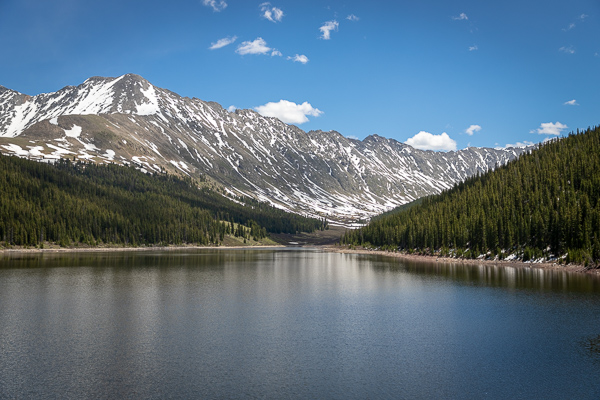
[0,74,528,225]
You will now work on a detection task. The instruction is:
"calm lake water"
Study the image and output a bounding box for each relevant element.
[1,248,600,399]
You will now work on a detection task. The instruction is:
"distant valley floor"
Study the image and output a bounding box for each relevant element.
[269,226,347,246]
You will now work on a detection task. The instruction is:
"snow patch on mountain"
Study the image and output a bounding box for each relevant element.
[1,143,28,156]
[64,125,82,138]
[137,84,160,116]
[0,74,530,224]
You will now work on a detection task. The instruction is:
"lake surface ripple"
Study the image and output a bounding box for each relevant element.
[1,249,599,399]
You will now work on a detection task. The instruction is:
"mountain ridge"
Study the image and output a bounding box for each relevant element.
[0,73,530,224]
[342,126,600,266]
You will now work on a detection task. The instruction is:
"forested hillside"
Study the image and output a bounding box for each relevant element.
[0,154,326,248]
[343,126,600,266]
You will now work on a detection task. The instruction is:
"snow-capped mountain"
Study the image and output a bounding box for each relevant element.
[0,74,528,224]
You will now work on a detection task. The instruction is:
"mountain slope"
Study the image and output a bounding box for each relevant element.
[342,126,600,266]
[0,74,528,223]
[0,153,324,247]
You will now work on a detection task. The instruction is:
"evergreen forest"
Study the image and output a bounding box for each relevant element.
[342,126,600,266]
[0,154,326,248]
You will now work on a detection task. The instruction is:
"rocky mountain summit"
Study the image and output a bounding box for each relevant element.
[0,74,528,224]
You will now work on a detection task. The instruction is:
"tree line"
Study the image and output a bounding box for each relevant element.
[0,155,326,247]
[342,126,600,266]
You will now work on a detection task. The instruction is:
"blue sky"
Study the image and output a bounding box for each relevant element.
[1,0,598,150]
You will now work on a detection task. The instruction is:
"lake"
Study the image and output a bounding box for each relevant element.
[1,248,600,399]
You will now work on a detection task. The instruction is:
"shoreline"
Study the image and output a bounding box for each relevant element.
[322,246,600,275]
[2,244,598,276]
[0,244,286,255]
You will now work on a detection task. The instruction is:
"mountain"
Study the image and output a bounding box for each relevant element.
[342,126,600,266]
[0,74,528,224]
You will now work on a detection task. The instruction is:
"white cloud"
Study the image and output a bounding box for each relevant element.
[255,100,323,124]
[203,0,227,12]
[469,45,478,51]
[319,20,339,40]
[530,121,568,136]
[236,37,271,55]
[405,131,457,151]
[209,36,237,50]
[452,13,468,21]
[287,54,309,64]
[564,99,578,106]
[346,14,359,22]
[562,14,588,31]
[227,105,237,112]
[502,140,535,149]
[271,50,283,57]
[559,45,575,54]
[465,124,481,136]
[260,3,284,23]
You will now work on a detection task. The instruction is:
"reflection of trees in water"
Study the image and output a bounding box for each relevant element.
[366,255,600,294]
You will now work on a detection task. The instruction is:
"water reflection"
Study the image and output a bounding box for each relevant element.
[351,253,600,293]
[2,249,600,294]
[1,249,600,399]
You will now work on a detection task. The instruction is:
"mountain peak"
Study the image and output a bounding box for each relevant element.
[121,73,146,81]
[0,85,20,96]
[84,73,147,85]
[0,73,530,223]
[0,74,163,137]
[363,134,381,141]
